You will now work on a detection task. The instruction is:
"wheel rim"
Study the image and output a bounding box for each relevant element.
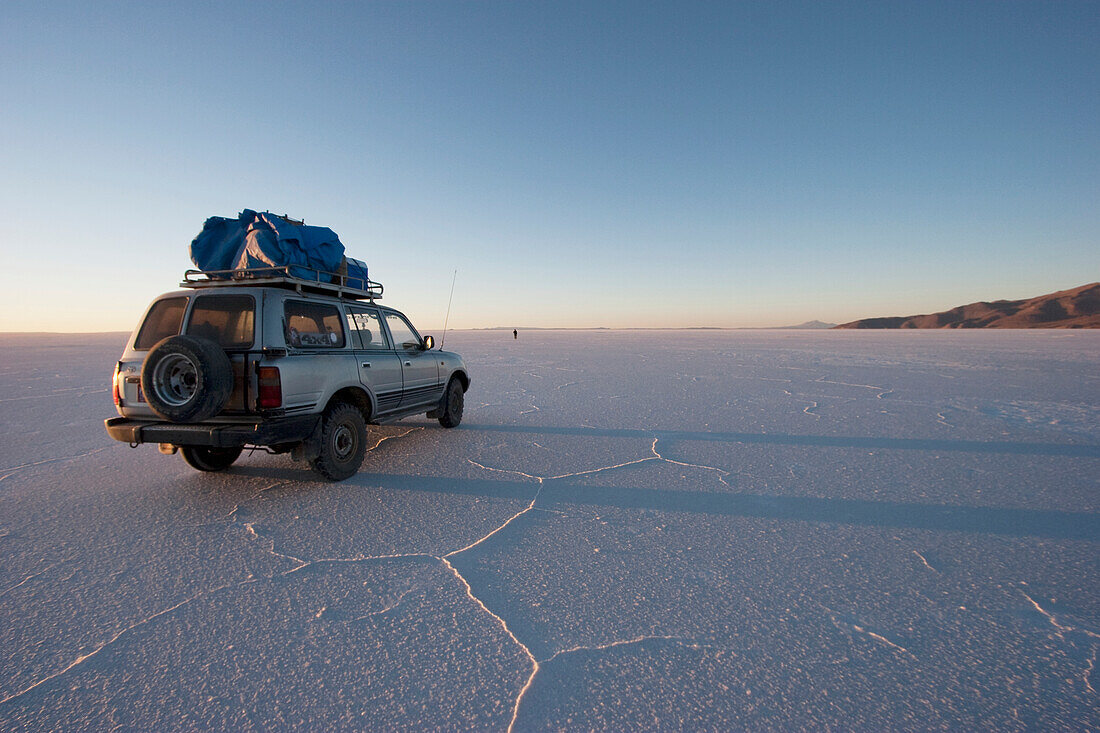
[332,421,357,461]
[153,353,199,406]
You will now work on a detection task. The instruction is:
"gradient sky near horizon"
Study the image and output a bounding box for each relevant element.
[1,0,1097,331]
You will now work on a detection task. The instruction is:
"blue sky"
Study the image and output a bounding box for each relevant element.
[1,0,1097,330]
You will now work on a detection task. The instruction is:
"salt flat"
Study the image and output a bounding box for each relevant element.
[0,330,1097,730]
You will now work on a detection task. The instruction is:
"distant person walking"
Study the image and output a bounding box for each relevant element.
[513,329,518,340]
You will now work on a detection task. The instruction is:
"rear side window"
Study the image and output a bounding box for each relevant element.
[186,294,255,348]
[285,301,345,348]
[134,297,188,350]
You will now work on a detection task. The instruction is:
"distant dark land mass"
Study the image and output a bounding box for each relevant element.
[836,282,1100,329]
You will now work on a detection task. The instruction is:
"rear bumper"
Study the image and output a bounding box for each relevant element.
[104,415,319,448]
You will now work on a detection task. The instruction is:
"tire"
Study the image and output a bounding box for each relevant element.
[180,446,242,472]
[437,378,464,428]
[311,403,367,481]
[142,335,233,423]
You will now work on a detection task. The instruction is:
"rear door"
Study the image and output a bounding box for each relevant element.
[281,299,356,413]
[184,293,256,413]
[344,305,403,415]
[382,311,441,408]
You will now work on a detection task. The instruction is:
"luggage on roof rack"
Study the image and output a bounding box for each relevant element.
[186,209,379,299]
[190,210,345,278]
[181,262,383,300]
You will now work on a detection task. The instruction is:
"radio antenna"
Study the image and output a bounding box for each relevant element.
[440,269,457,349]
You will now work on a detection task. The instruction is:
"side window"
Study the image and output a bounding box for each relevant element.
[285,301,345,349]
[186,294,255,348]
[134,297,188,350]
[347,308,390,350]
[384,312,421,350]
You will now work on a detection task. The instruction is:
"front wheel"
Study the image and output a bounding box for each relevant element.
[437,378,464,428]
[180,446,242,472]
[311,403,367,481]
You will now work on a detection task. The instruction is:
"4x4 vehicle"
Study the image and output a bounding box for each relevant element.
[104,267,469,480]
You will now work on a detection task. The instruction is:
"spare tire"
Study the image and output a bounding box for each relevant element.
[141,335,233,423]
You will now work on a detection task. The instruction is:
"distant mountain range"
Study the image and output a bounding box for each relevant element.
[778,320,837,329]
[836,282,1100,329]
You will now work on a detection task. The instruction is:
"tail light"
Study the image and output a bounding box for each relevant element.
[257,366,282,409]
[112,363,122,406]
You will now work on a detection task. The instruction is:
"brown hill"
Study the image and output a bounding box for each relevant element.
[836,282,1100,329]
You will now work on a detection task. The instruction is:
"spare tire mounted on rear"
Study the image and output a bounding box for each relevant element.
[141,335,233,423]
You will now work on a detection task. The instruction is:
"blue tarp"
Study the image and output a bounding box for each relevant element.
[343,257,371,291]
[190,210,347,280]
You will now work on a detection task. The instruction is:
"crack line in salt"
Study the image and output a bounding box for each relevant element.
[782,390,821,417]
[191,482,288,527]
[822,605,916,659]
[366,427,423,453]
[0,385,107,403]
[445,485,544,557]
[439,557,538,733]
[222,472,547,732]
[855,626,911,655]
[0,447,110,483]
[0,557,75,600]
[546,456,657,481]
[912,550,938,573]
[353,587,416,620]
[243,522,310,572]
[1019,589,1100,640]
[650,438,731,486]
[1085,645,1097,694]
[815,377,887,392]
[542,635,703,663]
[0,581,246,706]
[459,439,741,727]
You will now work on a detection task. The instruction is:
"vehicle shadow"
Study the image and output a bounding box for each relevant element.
[457,423,1100,458]
[349,471,1098,542]
[221,421,1099,541]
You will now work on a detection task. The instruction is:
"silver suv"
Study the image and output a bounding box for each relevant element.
[105,267,469,480]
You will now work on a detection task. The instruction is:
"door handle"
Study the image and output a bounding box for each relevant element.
[361,362,371,368]
[404,361,411,367]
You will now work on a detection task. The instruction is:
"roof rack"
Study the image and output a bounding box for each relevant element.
[181,265,383,301]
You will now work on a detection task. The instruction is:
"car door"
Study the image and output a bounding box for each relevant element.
[382,310,441,408]
[344,305,404,415]
[281,298,357,413]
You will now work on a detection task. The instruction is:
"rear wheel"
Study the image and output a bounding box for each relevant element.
[180,446,242,472]
[437,378,464,428]
[311,403,367,481]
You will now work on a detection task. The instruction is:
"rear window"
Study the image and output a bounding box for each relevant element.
[285,301,345,348]
[134,297,188,350]
[186,294,255,349]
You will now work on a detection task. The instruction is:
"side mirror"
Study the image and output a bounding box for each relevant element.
[422,335,434,350]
